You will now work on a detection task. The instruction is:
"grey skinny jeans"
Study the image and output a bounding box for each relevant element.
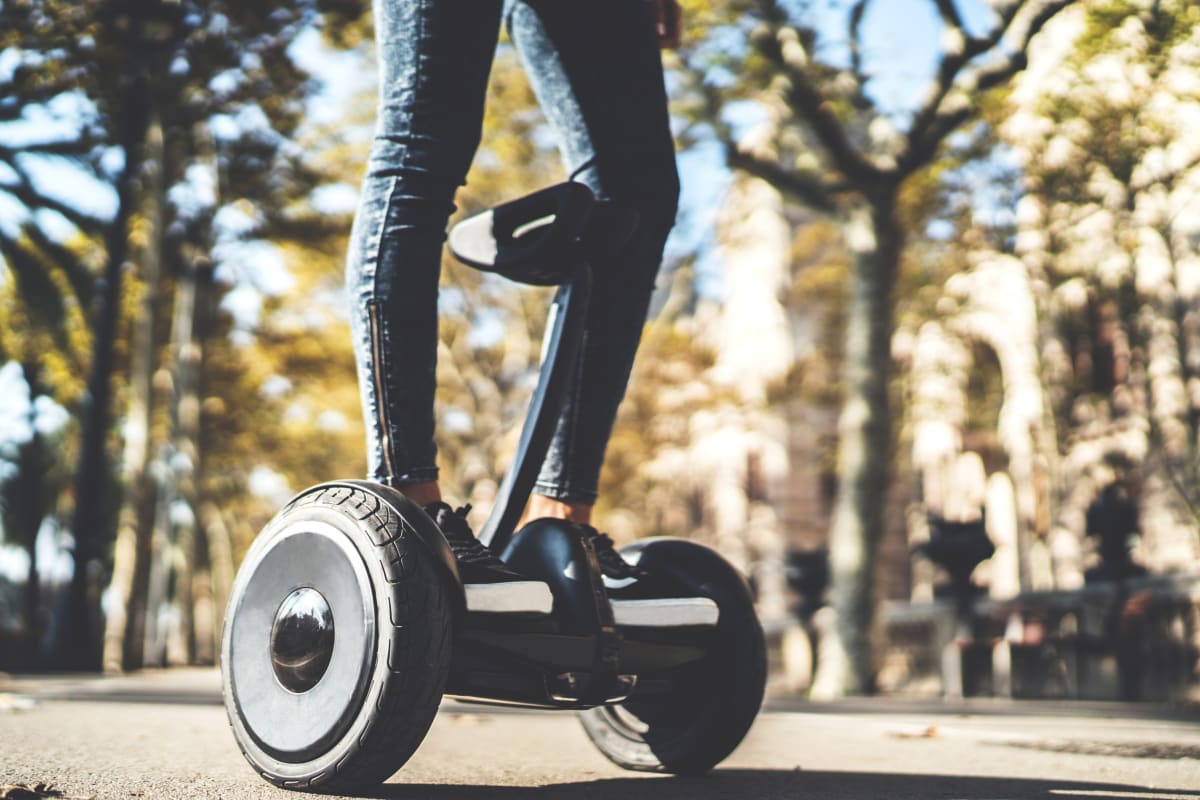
[347,0,679,505]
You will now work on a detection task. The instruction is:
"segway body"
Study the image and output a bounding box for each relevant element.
[220,182,766,792]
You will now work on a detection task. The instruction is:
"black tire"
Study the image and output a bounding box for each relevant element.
[221,484,453,793]
[579,542,767,774]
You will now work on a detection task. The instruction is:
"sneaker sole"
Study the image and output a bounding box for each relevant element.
[610,597,720,627]
[464,581,554,615]
[462,583,721,626]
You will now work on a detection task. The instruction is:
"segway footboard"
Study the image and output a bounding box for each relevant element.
[445,520,718,709]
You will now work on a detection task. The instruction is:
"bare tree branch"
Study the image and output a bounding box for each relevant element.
[0,164,109,231]
[901,0,1024,168]
[848,0,870,84]
[898,0,1077,176]
[726,145,839,213]
[933,0,967,32]
[0,140,95,160]
[21,217,98,312]
[1005,0,1080,59]
[749,0,885,186]
[675,42,841,212]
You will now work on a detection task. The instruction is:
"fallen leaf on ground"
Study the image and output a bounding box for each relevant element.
[448,713,491,727]
[887,724,941,740]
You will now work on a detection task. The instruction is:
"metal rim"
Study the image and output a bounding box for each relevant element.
[226,518,377,762]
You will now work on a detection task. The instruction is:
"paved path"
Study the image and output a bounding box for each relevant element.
[2,669,1198,799]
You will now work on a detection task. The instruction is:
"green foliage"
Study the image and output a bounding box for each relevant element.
[315,0,372,49]
[0,237,91,403]
[1084,0,1198,55]
[1037,0,1193,206]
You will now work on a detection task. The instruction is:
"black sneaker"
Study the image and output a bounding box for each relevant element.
[579,526,720,628]
[426,502,553,614]
[578,525,649,582]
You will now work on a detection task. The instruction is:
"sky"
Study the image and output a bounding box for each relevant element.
[830,0,997,115]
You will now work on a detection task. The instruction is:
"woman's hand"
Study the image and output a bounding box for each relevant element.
[655,0,682,49]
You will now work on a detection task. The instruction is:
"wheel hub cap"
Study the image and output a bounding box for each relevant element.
[226,523,376,760]
[270,588,335,693]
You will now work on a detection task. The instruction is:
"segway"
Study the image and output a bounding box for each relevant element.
[220,182,767,792]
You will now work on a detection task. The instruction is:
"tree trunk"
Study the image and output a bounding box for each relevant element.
[811,198,901,698]
[102,112,165,672]
[185,124,222,664]
[179,260,217,663]
[200,501,235,657]
[170,257,201,663]
[23,528,40,661]
[59,71,151,673]
[148,242,210,666]
[17,363,46,666]
[143,470,174,666]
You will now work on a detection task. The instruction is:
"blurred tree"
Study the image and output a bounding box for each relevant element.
[675,0,1079,696]
[1003,0,1200,574]
[99,0,321,671]
[0,221,93,665]
[0,360,72,666]
[1,0,322,668]
[1,0,173,670]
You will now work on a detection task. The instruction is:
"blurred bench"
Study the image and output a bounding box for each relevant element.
[878,575,1200,702]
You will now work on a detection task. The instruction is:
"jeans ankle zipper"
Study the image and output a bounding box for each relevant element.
[366,299,398,482]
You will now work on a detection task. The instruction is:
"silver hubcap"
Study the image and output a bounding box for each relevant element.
[227,521,376,760]
[270,588,335,694]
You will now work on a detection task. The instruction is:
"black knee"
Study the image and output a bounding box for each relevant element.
[628,164,680,246]
[599,163,679,291]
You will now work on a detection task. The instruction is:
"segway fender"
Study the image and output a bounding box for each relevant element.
[619,537,755,609]
[290,480,466,614]
[580,537,767,774]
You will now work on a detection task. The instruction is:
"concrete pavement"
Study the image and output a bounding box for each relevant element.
[2,669,1198,799]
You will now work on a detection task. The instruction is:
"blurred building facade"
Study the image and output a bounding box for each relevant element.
[701,1,1200,702]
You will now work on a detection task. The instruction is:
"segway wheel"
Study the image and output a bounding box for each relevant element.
[579,540,766,774]
[221,484,453,792]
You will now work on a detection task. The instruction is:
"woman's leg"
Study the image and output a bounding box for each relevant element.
[507,0,681,515]
[347,0,504,500]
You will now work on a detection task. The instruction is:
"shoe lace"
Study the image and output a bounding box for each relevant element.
[586,528,648,579]
[431,503,503,567]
